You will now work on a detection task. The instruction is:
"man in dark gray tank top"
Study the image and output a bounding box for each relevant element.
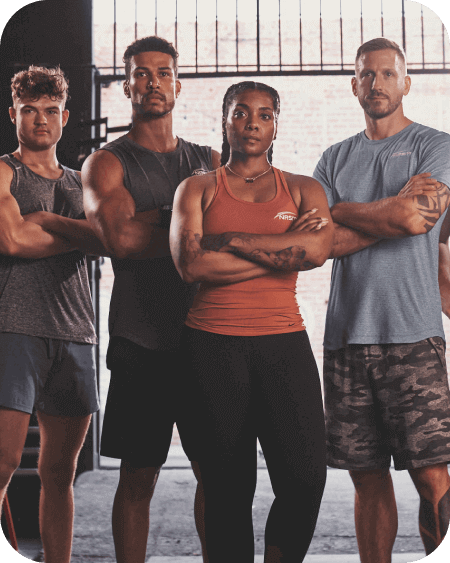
[82,36,220,563]
[0,66,107,563]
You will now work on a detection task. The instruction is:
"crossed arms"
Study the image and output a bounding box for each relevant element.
[170,173,334,284]
[328,171,450,317]
[330,173,450,258]
[81,149,220,260]
[81,150,172,260]
[0,161,106,259]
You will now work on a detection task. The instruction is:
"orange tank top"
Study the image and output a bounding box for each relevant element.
[185,166,306,336]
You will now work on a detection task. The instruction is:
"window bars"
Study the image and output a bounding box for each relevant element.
[93,0,448,81]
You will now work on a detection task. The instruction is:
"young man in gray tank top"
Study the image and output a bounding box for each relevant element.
[313,38,450,561]
[0,66,107,563]
[82,36,220,563]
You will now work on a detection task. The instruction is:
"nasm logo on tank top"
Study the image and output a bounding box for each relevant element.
[274,211,297,221]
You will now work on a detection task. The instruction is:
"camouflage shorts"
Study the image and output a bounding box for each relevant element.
[323,337,450,471]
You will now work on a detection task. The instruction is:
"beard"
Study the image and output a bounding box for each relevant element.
[132,94,175,119]
[360,93,403,120]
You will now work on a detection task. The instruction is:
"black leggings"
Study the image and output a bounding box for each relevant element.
[178,327,327,563]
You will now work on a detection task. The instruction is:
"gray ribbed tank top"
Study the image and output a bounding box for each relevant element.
[0,154,96,344]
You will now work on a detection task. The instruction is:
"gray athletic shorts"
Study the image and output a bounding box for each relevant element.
[323,337,450,471]
[0,333,99,417]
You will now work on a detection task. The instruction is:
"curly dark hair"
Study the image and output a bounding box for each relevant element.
[220,81,280,166]
[123,36,179,79]
[11,65,69,106]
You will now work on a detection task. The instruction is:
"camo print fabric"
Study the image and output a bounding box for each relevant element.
[323,337,450,470]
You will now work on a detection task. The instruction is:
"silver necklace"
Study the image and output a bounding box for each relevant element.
[226,164,272,184]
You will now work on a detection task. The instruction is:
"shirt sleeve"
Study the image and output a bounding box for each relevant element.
[313,149,335,207]
[416,131,450,188]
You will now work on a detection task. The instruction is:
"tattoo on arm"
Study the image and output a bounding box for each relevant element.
[200,233,237,251]
[179,230,207,265]
[237,246,316,271]
[179,230,316,271]
[415,183,450,233]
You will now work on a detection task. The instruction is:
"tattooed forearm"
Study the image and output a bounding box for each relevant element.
[178,230,318,271]
[178,230,243,265]
[200,233,240,251]
[236,245,316,271]
[415,183,450,233]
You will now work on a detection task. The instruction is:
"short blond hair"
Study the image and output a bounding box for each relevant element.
[356,38,406,67]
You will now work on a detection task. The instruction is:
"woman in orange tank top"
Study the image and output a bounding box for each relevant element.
[170,82,333,563]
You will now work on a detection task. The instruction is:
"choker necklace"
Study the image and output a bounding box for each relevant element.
[226,164,272,184]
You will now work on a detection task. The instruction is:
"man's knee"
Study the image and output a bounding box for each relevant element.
[118,461,162,502]
[38,456,78,492]
[349,468,392,493]
[0,452,22,489]
[409,463,450,500]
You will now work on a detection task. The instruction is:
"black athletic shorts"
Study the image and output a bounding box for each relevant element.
[100,336,181,467]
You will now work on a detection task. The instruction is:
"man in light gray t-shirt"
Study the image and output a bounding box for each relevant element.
[313,38,450,561]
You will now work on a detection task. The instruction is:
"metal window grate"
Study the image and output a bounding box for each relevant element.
[93,0,449,82]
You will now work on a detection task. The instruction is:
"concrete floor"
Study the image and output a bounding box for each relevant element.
[68,452,435,563]
[3,446,449,562]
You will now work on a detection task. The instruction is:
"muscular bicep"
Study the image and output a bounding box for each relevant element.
[298,177,333,223]
[170,179,206,275]
[0,162,37,255]
[82,150,136,227]
[0,162,72,258]
[0,191,36,239]
[0,165,26,253]
[82,150,139,253]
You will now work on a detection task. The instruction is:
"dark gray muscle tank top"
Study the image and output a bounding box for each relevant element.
[101,135,213,351]
[0,154,96,344]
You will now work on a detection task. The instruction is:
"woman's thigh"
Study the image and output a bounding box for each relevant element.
[178,326,255,462]
[250,331,326,490]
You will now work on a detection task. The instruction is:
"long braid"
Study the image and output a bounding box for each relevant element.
[220,81,280,167]
[220,126,230,167]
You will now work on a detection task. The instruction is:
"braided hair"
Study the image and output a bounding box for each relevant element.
[221,81,281,166]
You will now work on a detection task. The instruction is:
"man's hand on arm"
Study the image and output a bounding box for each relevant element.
[82,150,171,260]
[331,173,450,239]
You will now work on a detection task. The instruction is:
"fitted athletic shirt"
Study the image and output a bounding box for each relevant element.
[186,166,305,336]
[101,135,213,351]
[313,122,450,350]
[0,154,96,344]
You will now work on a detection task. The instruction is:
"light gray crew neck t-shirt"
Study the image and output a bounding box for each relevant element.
[313,123,450,350]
